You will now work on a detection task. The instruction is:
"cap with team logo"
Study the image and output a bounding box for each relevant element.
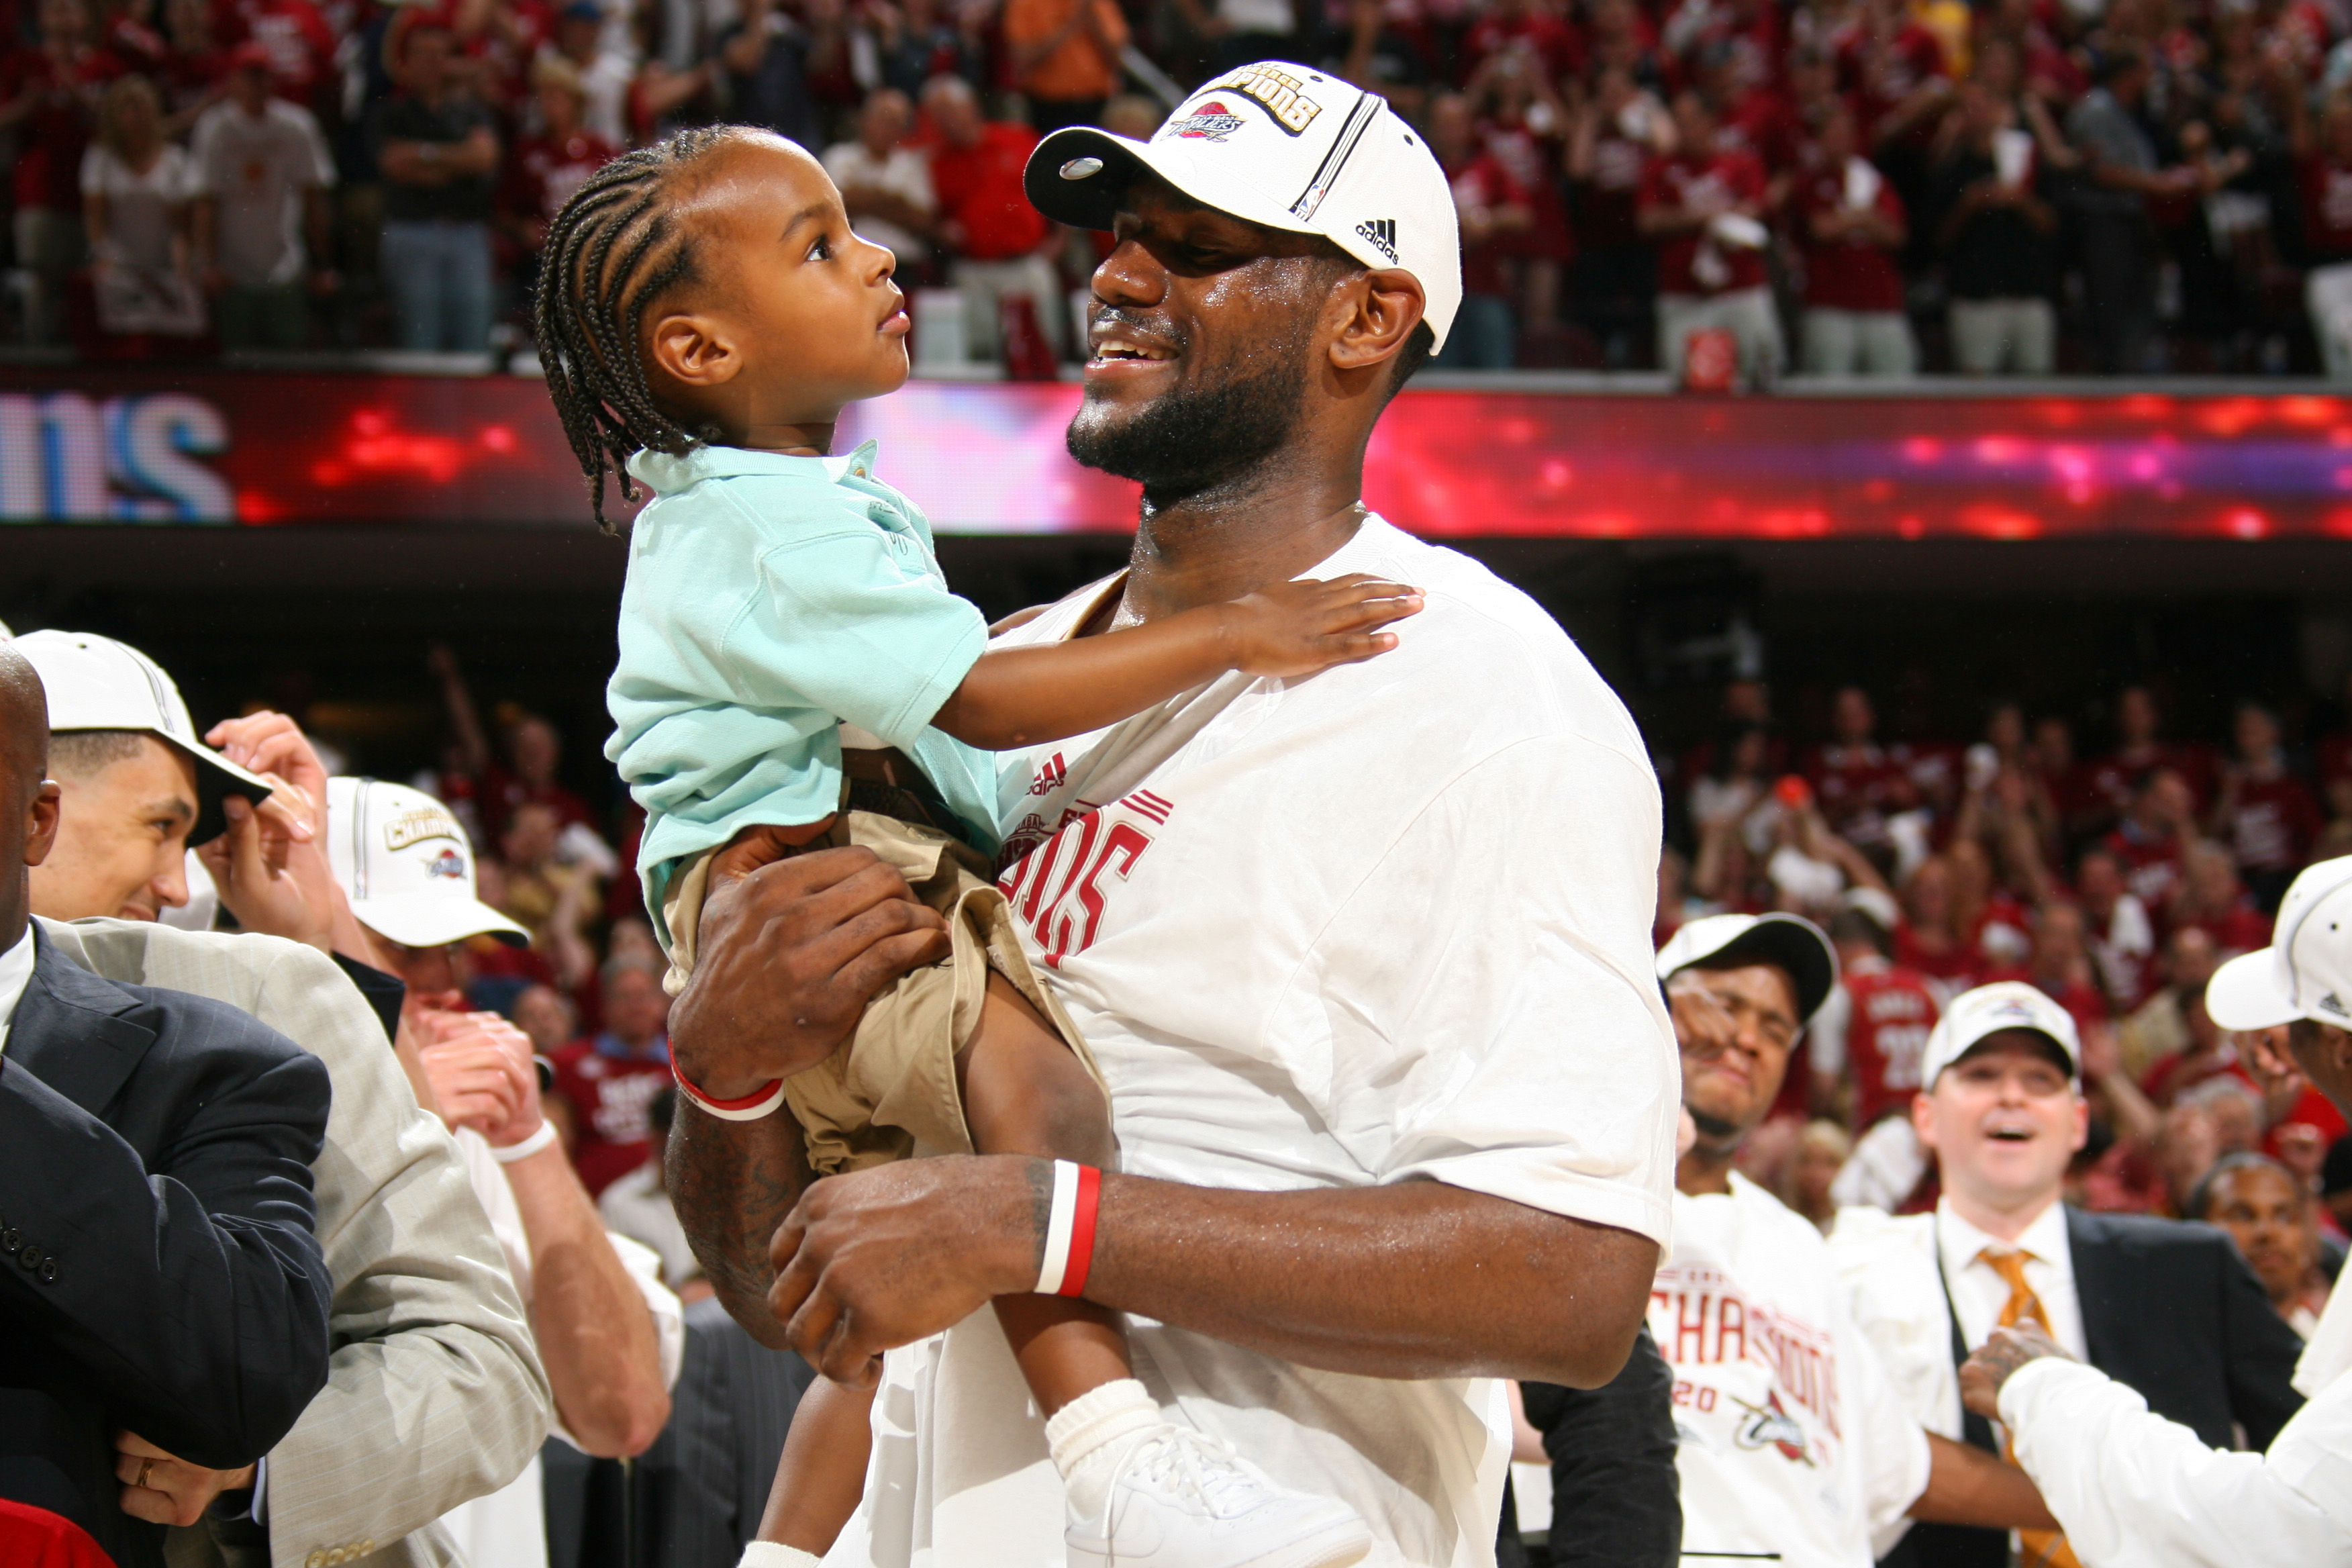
[328,776,527,950]
[1024,62,1463,350]
[1918,981,2083,1089]
[2206,855,2352,1032]
[12,628,275,844]
[1655,912,1840,1024]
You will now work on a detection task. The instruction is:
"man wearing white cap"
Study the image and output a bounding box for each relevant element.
[14,635,552,1568]
[12,629,287,925]
[1653,915,2057,1568]
[1953,855,2352,1566]
[1832,980,2303,1568]
[672,65,1679,1568]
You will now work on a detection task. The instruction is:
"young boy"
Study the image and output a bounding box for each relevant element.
[537,124,1414,1568]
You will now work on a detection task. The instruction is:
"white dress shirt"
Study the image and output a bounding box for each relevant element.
[0,926,34,1055]
[1998,1280,2352,1566]
[1935,1197,2089,1362]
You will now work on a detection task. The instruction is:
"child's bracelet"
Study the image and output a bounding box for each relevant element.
[1034,1159,1103,1297]
[671,1058,788,1122]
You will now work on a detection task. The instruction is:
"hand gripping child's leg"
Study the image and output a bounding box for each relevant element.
[962,973,1374,1568]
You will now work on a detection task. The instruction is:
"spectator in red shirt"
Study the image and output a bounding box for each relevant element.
[1812,901,1941,1128]
[550,955,674,1196]
[2103,768,2199,913]
[1804,685,1909,846]
[1896,852,1979,987]
[2077,844,2157,1008]
[1430,89,1533,369]
[1566,60,1675,366]
[2170,838,2277,954]
[223,0,332,113]
[158,0,231,115]
[2306,93,2352,380]
[1638,89,1781,383]
[1793,101,1913,375]
[1467,47,1574,348]
[2035,712,2109,844]
[1836,0,1951,154]
[497,52,616,290]
[2210,702,2323,908]
[1,0,124,342]
[920,70,1065,364]
[2092,683,2214,816]
[1463,0,1584,87]
[1986,899,2112,1038]
[430,643,599,841]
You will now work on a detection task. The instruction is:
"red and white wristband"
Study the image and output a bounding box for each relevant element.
[1035,1159,1103,1297]
[671,1059,789,1122]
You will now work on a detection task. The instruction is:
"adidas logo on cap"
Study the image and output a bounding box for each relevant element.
[1356,217,1398,263]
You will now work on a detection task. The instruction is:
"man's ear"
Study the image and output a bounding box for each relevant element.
[1328,267,1426,377]
[646,309,744,391]
[24,780,59,869]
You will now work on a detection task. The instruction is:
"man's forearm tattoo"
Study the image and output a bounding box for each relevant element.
[666,1104,808,1346]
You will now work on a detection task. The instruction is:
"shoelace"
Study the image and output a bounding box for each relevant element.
[1130,1428,1267,1520]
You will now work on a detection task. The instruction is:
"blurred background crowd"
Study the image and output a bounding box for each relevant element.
[22,0,2352,373]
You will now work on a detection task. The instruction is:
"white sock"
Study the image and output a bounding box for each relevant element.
[1045,1378,1163,1518]
[738,1545,824,1568]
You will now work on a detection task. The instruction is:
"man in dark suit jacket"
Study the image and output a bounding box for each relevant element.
[0,646,336,1568]
[1832,981,2306,1568]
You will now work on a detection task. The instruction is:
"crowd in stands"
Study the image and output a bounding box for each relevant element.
[1662,675,2351,1345]
[19,0,2352,371]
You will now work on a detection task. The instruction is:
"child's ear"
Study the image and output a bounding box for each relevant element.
[647,309,743,389]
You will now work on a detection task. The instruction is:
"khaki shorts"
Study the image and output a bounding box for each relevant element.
[663,810,1106,1176]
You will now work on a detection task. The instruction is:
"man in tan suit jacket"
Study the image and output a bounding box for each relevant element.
[38,915,551,1568]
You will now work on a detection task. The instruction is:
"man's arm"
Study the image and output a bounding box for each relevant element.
[1974,1328,2352,1566]
[1522,1328,1682,1568]
[0,991,334,1469]
[768,1154,1658,1389]
[1908,1432,2059,1530]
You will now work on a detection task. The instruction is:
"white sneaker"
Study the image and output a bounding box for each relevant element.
[1064,1424,1374,1568]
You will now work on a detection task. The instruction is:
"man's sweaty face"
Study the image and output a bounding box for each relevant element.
[1068,183,1337,493]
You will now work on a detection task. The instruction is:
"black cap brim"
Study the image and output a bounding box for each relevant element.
[1024,128,1155,232]
[1697,916,1839,1024]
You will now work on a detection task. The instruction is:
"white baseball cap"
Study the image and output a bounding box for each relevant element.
[1655,912,1840,1024]
[1919,981,2082,1089]
[328,776,527,950]
[1024,62,1463,350]
[13,628,275,843]
[2206,856,2352,1031]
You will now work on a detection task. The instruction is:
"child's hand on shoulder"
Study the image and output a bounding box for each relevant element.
[1216,573,1424,680]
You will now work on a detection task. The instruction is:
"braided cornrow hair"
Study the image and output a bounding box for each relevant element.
[535,124,741,531]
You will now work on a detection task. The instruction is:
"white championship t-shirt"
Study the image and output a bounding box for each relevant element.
[1657,1176,1932,1568]
[826,517,1681,1568]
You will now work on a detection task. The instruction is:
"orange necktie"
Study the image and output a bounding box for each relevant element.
[1977,1248,2079,1568]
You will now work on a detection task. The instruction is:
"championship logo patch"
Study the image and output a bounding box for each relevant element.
[426,847,467,881]
[1205,64,1323,134]
[1164,100,1247,140]
[384,807,459,852]
[1731,1393,1814,1465]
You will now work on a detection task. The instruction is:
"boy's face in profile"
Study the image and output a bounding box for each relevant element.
[644,134,913,448]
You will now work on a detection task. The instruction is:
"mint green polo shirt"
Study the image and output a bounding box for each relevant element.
[604,440,999,938]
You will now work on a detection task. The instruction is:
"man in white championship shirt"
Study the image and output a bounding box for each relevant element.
[1652,914,2057,1568]
[656,64,1681,1568]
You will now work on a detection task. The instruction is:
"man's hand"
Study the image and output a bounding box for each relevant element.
[669,841,948,1099]
[115,1432,254,1528]
[767,1154,1040,1384]
[199,787,342,952]
[1667,971,1740,1059]
[413,1008,538,1142]
[1961,1322,2073,1418]
[207,710,332,815]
